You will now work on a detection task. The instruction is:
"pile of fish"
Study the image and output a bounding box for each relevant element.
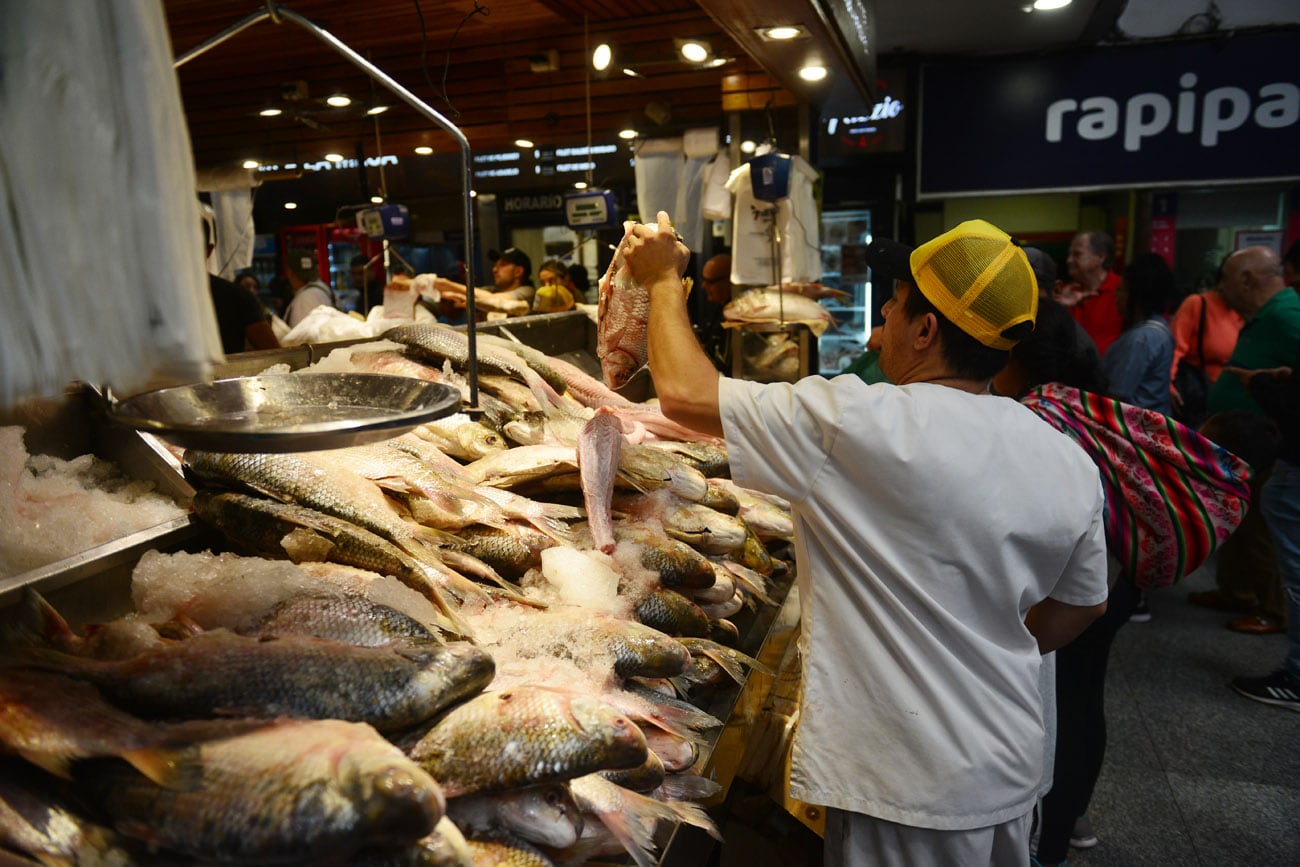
[0,322,797,866]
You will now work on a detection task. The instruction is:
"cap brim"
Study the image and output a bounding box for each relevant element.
[864,238,916,286]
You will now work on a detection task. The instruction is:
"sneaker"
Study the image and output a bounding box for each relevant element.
[1128,594,1152,623]
[1069,814,1098,849]
[1231,670,1300,712]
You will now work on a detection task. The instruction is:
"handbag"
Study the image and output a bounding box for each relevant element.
[1021,384,1251,591]
[1171,294,1211,429]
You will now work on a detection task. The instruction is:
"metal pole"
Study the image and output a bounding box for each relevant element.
[172,3,481,409]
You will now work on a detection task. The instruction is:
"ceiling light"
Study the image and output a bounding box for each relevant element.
[592,43,612,71]
[621,68,643,78]
[706,57,728,68]
[370,196,384,204]
[470,190,478,198]
[679,40,710,63]
[618,128,638,140]
[414,146,433,155]
[241,159,260,169]
[366,105,389,115]
[1032,0,1071,9]
[763,25,805,40]
[514,138,535,148]
[574,181,588,189]
[258,107,282,117]
[324,153,344,162]
[740,140,757,154]
[284,202,298,210]
[798,64,829,82]
[326,94,351,107]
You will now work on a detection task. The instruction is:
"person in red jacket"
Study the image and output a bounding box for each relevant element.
[1055,231,1124,356]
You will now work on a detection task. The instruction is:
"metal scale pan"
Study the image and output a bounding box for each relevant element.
[108,373,459,453]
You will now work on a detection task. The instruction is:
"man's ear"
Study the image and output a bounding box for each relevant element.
[913,312,940,350]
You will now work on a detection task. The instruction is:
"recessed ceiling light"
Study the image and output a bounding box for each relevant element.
[679,41,709,63]
[414,146,434,155]
[764,26,804,40]
[621,68,642,78]
[370,196,384,204]
[241,159,260,169]
[366,105,389,115]
[574,181,588,189]
[798,64,829,82]
[324,153,344,162]
[706,57,728,68]
[740,140,757,154]
[618,128,638,140]
[514,138,535,148]
[326,94,351,107]
[470,190,478,198]
[284,202,298,210]
[258,108,282,117]
[593,43,612,71]
[1032,0,1072,9]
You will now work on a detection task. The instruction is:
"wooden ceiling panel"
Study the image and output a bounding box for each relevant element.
[165,0,744,169]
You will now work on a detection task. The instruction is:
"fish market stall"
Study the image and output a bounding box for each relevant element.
[0,313,801,866]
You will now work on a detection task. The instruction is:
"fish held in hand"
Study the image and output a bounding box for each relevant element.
[409,686,647,798]
[597,219,689,390]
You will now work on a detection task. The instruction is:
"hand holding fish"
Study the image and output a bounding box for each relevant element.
[622,210,690,291]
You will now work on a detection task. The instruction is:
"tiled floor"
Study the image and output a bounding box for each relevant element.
[712,558,1300,865]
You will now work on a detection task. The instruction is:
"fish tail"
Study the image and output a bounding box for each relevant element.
[17,748,74,780]
[661,797,723,841]
[655,772,724,804]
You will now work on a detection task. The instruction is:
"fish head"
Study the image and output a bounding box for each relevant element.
[567,695,648,772]
[497,783,584,848]
[352,762,445,844]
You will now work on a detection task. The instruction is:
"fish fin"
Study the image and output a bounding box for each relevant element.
[720,561,777,607]
[0,588,77,651]
[120,745,205,790]
[655,772,724,804]
[590,803,660,867]
[16,749,73,780]
[690,638,774,679]
[660,797,723,841]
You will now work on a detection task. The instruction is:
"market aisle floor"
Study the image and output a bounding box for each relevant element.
[712,558,1300,866]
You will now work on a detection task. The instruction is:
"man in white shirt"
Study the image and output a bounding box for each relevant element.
[623,213,1110,866]
[283,253,335,328]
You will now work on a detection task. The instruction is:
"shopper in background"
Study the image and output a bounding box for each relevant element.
[265,275,294,318]
[433,247,536,315]
[567,263,593,304]
[625,212,1109,867]
[694,253,733,372]
[532,259,577,314]
[1025,247,1101,378]
[1101,252,1176,415]
[284,254,335,328]
[1225,351,1300,711]
[1195,246,1300,636]
[1056,231,1124,356]
[1168,256,1245,427]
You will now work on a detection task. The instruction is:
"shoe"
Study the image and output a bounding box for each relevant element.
[1230,670,1300,711]
[1128,595,1152,623]
[1226,615,1284,635]
[1188,589,1252,613]
[1069,814,1098,849]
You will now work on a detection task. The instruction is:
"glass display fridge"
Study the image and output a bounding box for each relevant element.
[817,210,873,374]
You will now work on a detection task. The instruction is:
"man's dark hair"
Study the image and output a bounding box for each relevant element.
[1120,252,1176,321]
[1081,230,1115,269]
[1010,298,1108,393]
[902,282,1011,380]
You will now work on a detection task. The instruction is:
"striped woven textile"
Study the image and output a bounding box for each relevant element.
[1021,383,1252,590]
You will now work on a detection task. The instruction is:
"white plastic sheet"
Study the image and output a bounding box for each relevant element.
[0,0,221,408]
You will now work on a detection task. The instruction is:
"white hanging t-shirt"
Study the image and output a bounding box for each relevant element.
[724,155,822,286]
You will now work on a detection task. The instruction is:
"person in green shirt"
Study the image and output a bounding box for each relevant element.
[1195,246,1300,636]
[1208,246,1300,414]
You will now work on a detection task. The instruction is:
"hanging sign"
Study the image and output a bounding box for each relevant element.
[919,32,1300,198]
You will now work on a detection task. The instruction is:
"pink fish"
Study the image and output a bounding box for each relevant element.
[578,409,625,554]
[596,223,650,389]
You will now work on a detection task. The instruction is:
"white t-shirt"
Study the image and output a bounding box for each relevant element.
[718,375,1108,830]
[285,280,334,328]
[724,155,821,286]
